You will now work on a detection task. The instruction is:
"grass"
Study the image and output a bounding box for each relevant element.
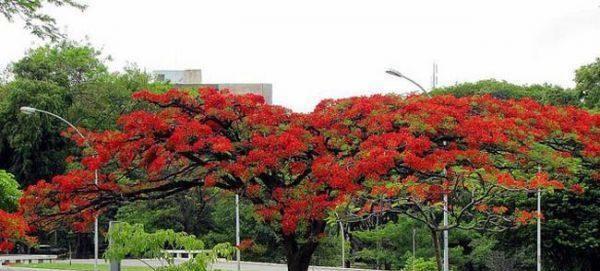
[12,262,151,271]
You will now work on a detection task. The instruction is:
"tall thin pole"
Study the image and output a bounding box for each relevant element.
[339,221,345,268]
[432,62,438,89]
[94,217,98,271]
[443,193,448,271]
[20,107,99,271]
[235,194,240,271]
[376,199,382,270]
[94,168,98,271]
[442,140,449,271]
[537,166,542,271]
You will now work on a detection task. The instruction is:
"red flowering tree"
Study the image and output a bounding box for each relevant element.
[0,210,31,252]
[19,89,598,271]
[309,94,599,270]
[21,88,350,271]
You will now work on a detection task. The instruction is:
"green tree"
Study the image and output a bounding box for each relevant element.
[105,222,235,271]
[0,79,72,186]
[0,42,167,186]
[431,79,580,107]
[0,0,86,40]
[0,169,21,212]
[575,58,600,110]
[10,42,107,87]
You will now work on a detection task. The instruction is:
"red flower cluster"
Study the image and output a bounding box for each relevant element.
[0,210,32,252]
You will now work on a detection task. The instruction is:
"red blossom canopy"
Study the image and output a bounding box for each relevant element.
[17,89,599,270]
[308,94,598,229]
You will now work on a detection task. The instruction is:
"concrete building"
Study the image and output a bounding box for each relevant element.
[153,69,272,104]
[153,69,202,85]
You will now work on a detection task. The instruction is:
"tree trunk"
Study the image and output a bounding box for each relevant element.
[283,220,326,271]
[286,247,317,271]
[430,229,442,271]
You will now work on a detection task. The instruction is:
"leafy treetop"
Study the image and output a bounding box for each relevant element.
[0,169,21,212]
[11,42,108,88]
[430,79,580,107]
[575,57,600,110]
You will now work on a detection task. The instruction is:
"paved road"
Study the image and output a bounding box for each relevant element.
[3,259,375,271]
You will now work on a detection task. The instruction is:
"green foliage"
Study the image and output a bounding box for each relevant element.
[310,228,348,267]
[351,217,433,269]
[0,78,72,185]
[461,234,497,268]
[11,42,108,87]
[402,257,438,271]
[0,169,21,211]
[105,222,234,271]
[575,57,600,109]
[431,79,580,107]
[349,216,497,270]
[0,0,86,40]
[105,222,204,261]
[0,42,169,186]
[115,189,211,234]
[446,229,497,270]
[200,191,283,263]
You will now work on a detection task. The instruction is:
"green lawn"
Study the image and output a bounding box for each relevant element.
[13,262,151,271]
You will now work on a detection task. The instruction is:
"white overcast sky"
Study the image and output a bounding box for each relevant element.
[1,0,599,112]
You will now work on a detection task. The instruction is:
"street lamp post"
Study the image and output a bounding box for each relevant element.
[537,189,541,271]
[443,188,449,271]
[339,221,345,268]
[537,166,542,271]
[385,68,429,95]
[20,106,100,271]
[442,140,449,271]
[235,194,240,271]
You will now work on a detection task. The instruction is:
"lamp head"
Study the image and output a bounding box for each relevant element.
[20,106,37,115]
[385,69,404,78]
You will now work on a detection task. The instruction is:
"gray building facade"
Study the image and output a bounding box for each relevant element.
[153,69,272,104]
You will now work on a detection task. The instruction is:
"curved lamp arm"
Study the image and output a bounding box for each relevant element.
[385,68,429,96]
[20,107,87,142]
